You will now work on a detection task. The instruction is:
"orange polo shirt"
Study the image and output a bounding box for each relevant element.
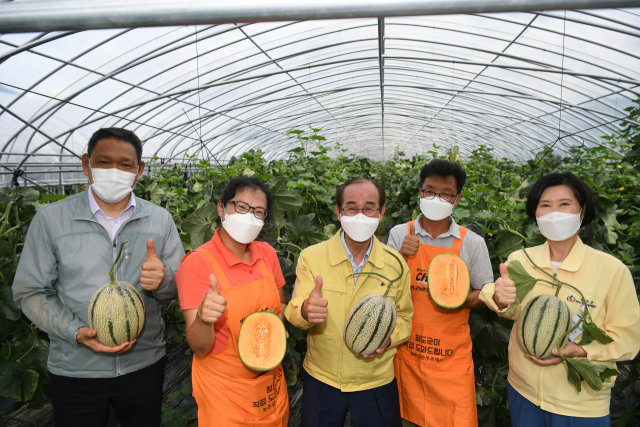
[176,229,286,355]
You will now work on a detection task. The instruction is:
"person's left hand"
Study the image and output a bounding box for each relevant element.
[140,238,165,291]
[355,336,392,359]
[526,342,587,365]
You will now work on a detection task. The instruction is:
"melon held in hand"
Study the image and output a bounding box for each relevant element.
[518,294,571,359]
[238,311,287,371]
[427,253,470,309]
[343,249,402,355]
[88,241,145,346]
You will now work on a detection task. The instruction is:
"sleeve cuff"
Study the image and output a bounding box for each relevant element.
[68,322,85,349]
[581,341,604,362]
[479,283,510,314]
[285,299,312,330]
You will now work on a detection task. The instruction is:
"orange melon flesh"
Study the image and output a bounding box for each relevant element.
[427,254,470,309]
[238,311,287,371]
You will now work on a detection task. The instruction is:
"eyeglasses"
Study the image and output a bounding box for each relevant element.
[224,200,267,220]
[341,207,380,218]
[419,189,458,203]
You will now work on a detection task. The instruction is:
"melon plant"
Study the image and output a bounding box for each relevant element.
[88,241,145,346]
[343,249,402,355]
[507,249,616,392]
[517,294,571,359]
[427,253,470,309]
[238,311,287,371]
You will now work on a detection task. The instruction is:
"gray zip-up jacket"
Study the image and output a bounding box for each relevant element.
[13,188,185,378]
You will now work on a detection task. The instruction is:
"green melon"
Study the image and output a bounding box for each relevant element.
[344,293,397,355]
[518,294,571,359]
[88,241,145,346]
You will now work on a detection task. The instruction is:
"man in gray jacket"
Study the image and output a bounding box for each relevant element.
[13,127,184,426]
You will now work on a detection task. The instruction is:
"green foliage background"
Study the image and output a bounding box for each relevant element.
[1,103,639,425]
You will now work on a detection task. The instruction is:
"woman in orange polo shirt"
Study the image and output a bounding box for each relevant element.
[177,176,289,427]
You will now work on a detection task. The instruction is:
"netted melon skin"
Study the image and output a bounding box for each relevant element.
[88,281,145,346]
[344,293,397,355]
[518,294,571,359]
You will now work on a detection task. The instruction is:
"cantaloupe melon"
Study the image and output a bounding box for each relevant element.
[89,241,145,346]
[238,311,287,371]
[518,294,571,359]
[427,253,470,309]
[344,293,397,355]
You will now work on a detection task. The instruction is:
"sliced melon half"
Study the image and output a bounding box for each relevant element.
[238,311,287,371]
[427,253,470,309]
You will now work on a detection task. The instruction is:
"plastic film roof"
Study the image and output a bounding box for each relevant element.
[1,9,639,186]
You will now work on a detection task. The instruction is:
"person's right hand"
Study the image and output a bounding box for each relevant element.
[197,274,227,324]
[302,275,328,324]
[494,263,517,309]
[400,222,419,260]
[77,327,135,353]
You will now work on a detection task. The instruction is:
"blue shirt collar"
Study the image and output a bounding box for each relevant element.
[340,231,373,273]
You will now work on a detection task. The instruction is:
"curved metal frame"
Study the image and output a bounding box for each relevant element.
[1,8,639,187]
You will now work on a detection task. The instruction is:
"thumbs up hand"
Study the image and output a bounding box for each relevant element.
[494,263,517,309]
[302,275,328,324]
[400,222,420,261]
[197,274,227,324]
[140,238,165,291]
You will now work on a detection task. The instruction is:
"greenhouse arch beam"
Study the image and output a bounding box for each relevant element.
[1,0,639,33]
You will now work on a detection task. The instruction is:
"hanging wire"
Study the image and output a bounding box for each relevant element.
[489,11,568,222]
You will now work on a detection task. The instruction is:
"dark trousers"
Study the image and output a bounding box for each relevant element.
[301,369,402,427]
[49,356,167,427]
[507,382,610,427]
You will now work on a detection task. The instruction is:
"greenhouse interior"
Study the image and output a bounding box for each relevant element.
[0,1,639,426]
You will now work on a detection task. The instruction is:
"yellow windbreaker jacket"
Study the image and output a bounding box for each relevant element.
[285,230,413,392]
[479,237,640,417]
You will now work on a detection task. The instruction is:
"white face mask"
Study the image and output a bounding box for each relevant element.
[420,196,456,221]
[89,163,137,203]
[536,210,582,242]
[340,213,380,242]
[222,210,264,244]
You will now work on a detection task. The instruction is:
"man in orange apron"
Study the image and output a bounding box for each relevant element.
[387,159,494,427]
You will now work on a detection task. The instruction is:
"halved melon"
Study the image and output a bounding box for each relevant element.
[427,253,470,309]
[238,311,287,371]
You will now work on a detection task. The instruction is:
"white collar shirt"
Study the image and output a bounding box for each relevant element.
[88,185,136,241]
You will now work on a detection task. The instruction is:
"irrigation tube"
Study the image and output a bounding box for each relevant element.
[1,0,639,33]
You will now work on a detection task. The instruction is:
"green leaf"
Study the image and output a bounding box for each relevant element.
[506,260,538,303]
[269,178,303,213]
[577,321,614,346]
[0,287,22,321]
[243,167,255,177]
[284,368,297,386]
[286,129,304,135]
[39,194,69,203]
[566,361,583,392]
[182,201,218,248]
[494,230,523,259]
[564,358,618,392]
[0,360,39,401]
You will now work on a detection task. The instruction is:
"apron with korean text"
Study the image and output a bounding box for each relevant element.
[186,248,289,427]
[394,222,476,427]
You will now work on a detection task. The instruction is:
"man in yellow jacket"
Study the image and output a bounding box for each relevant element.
[285,178,413,427]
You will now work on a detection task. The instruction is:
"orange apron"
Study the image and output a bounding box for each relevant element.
[394,222,477,427]
[187,248,289,427]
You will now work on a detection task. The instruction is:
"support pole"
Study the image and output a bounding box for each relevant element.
[0,0,638,33]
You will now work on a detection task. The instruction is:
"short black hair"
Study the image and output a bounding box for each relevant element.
[88,128,143,163]
[336,178,385,208]
[525,171,596,227]
[221,176,274,221]
[419,159,467,194]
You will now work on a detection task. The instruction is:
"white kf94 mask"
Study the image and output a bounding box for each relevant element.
[536,210,582,242]
[222,212,264,244]
[89,164,137,203]
[340,213,380,242]
[420,196,456,221]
